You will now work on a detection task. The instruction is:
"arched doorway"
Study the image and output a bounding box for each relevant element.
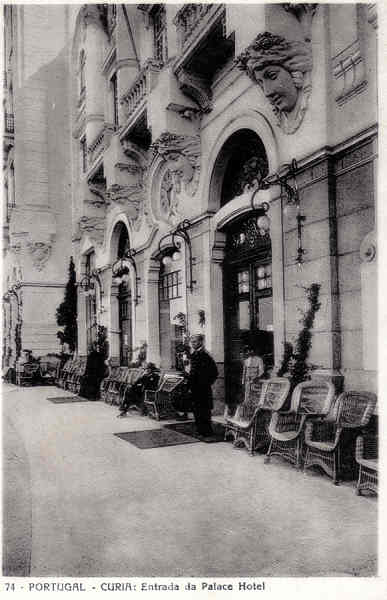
[214,129,273,404]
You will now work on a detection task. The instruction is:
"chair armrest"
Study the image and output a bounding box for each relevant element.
[144,390,156,401]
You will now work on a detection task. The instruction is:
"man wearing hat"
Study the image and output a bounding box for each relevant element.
[187,334,218,440]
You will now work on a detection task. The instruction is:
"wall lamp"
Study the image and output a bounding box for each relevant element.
[250,193,271,236]
[261,158,306,265]
[158,219,196,292]
[79,270,105,311]
[112,247,140,305]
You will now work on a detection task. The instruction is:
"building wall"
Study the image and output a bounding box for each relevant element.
[66,3,377,404]
[3,5,76,361]
[4,4,377,398]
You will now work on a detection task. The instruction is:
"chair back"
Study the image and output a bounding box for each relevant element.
[239,379,265,420]
[158,373,184,393]
[336,391,377,428]
[292,380,335,415]
[23,363,40,376]
[260,377,291,411]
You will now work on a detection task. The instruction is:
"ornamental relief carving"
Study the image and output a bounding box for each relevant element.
[26,241,52,272]
[151,132,201,224]
[78,216,105,246]
[106,183,144,230]
[152,132,201,197]
[236,31,313,134]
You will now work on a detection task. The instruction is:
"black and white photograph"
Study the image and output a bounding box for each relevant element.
[1,0,385,596]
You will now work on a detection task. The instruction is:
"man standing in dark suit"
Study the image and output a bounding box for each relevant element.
[187,334,218,440]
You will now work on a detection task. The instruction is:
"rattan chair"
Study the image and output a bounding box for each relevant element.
[16,362,40,386]
[224,378,265,455]
[303,391,377,484]
[355,432,378,495]
[144,372,185,420]
[224,377,290,455]
[265,380,335,468]
[100,366,119,402]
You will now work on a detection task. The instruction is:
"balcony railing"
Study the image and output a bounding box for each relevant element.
[174,3,218,48]
[120,59,162,124]
[5,112,14,134]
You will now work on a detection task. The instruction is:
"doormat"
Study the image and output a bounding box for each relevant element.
[164,420,226,443]
[48,396,91,403]
[114,428,200,449]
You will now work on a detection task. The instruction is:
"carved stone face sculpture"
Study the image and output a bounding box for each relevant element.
[236,32,313,134]
[253,64,298,113]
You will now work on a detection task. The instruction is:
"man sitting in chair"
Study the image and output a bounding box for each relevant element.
[118,363,160,417]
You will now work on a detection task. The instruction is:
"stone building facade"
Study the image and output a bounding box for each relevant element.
[2,5,78,363]
[3,4,378,408]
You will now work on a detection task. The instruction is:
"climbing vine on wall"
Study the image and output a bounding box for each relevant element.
[276,283,321,390]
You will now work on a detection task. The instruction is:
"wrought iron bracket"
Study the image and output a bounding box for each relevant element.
[261,158,306,265]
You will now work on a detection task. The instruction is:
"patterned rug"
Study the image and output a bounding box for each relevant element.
[163,420,226,443]
[114,428,200,449]
[48,396,92,403]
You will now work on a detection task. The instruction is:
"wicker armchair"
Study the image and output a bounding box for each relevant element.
[16,362,40,386]
[100,366,119,402]
[121,368,145,410]
[106,367,128,405]
[303,391,377,484]
[224,377,290,455]
[144,372,185,420]
[355,433,378,495]
[265,380,335,468]
[224,378,265,455]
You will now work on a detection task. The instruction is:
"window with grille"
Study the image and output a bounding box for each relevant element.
[80,137,87,174]
[159,271,182,301]
[152,4,167,64]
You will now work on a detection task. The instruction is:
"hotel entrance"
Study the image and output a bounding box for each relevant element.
[223,213,273,405]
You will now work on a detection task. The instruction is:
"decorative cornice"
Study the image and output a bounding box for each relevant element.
[78,215,106,246]
[86,182,107,206]
[174,68,213,113]
[106,184,144,225]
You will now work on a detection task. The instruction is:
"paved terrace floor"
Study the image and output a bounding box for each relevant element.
[2,384,378,578]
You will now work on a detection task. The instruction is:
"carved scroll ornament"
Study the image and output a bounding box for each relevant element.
[236,31,313,134]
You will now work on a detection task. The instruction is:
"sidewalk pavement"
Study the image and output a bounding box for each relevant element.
[2,384,378,577]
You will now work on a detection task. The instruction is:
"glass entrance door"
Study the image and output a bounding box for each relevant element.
[223,214,273,405]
